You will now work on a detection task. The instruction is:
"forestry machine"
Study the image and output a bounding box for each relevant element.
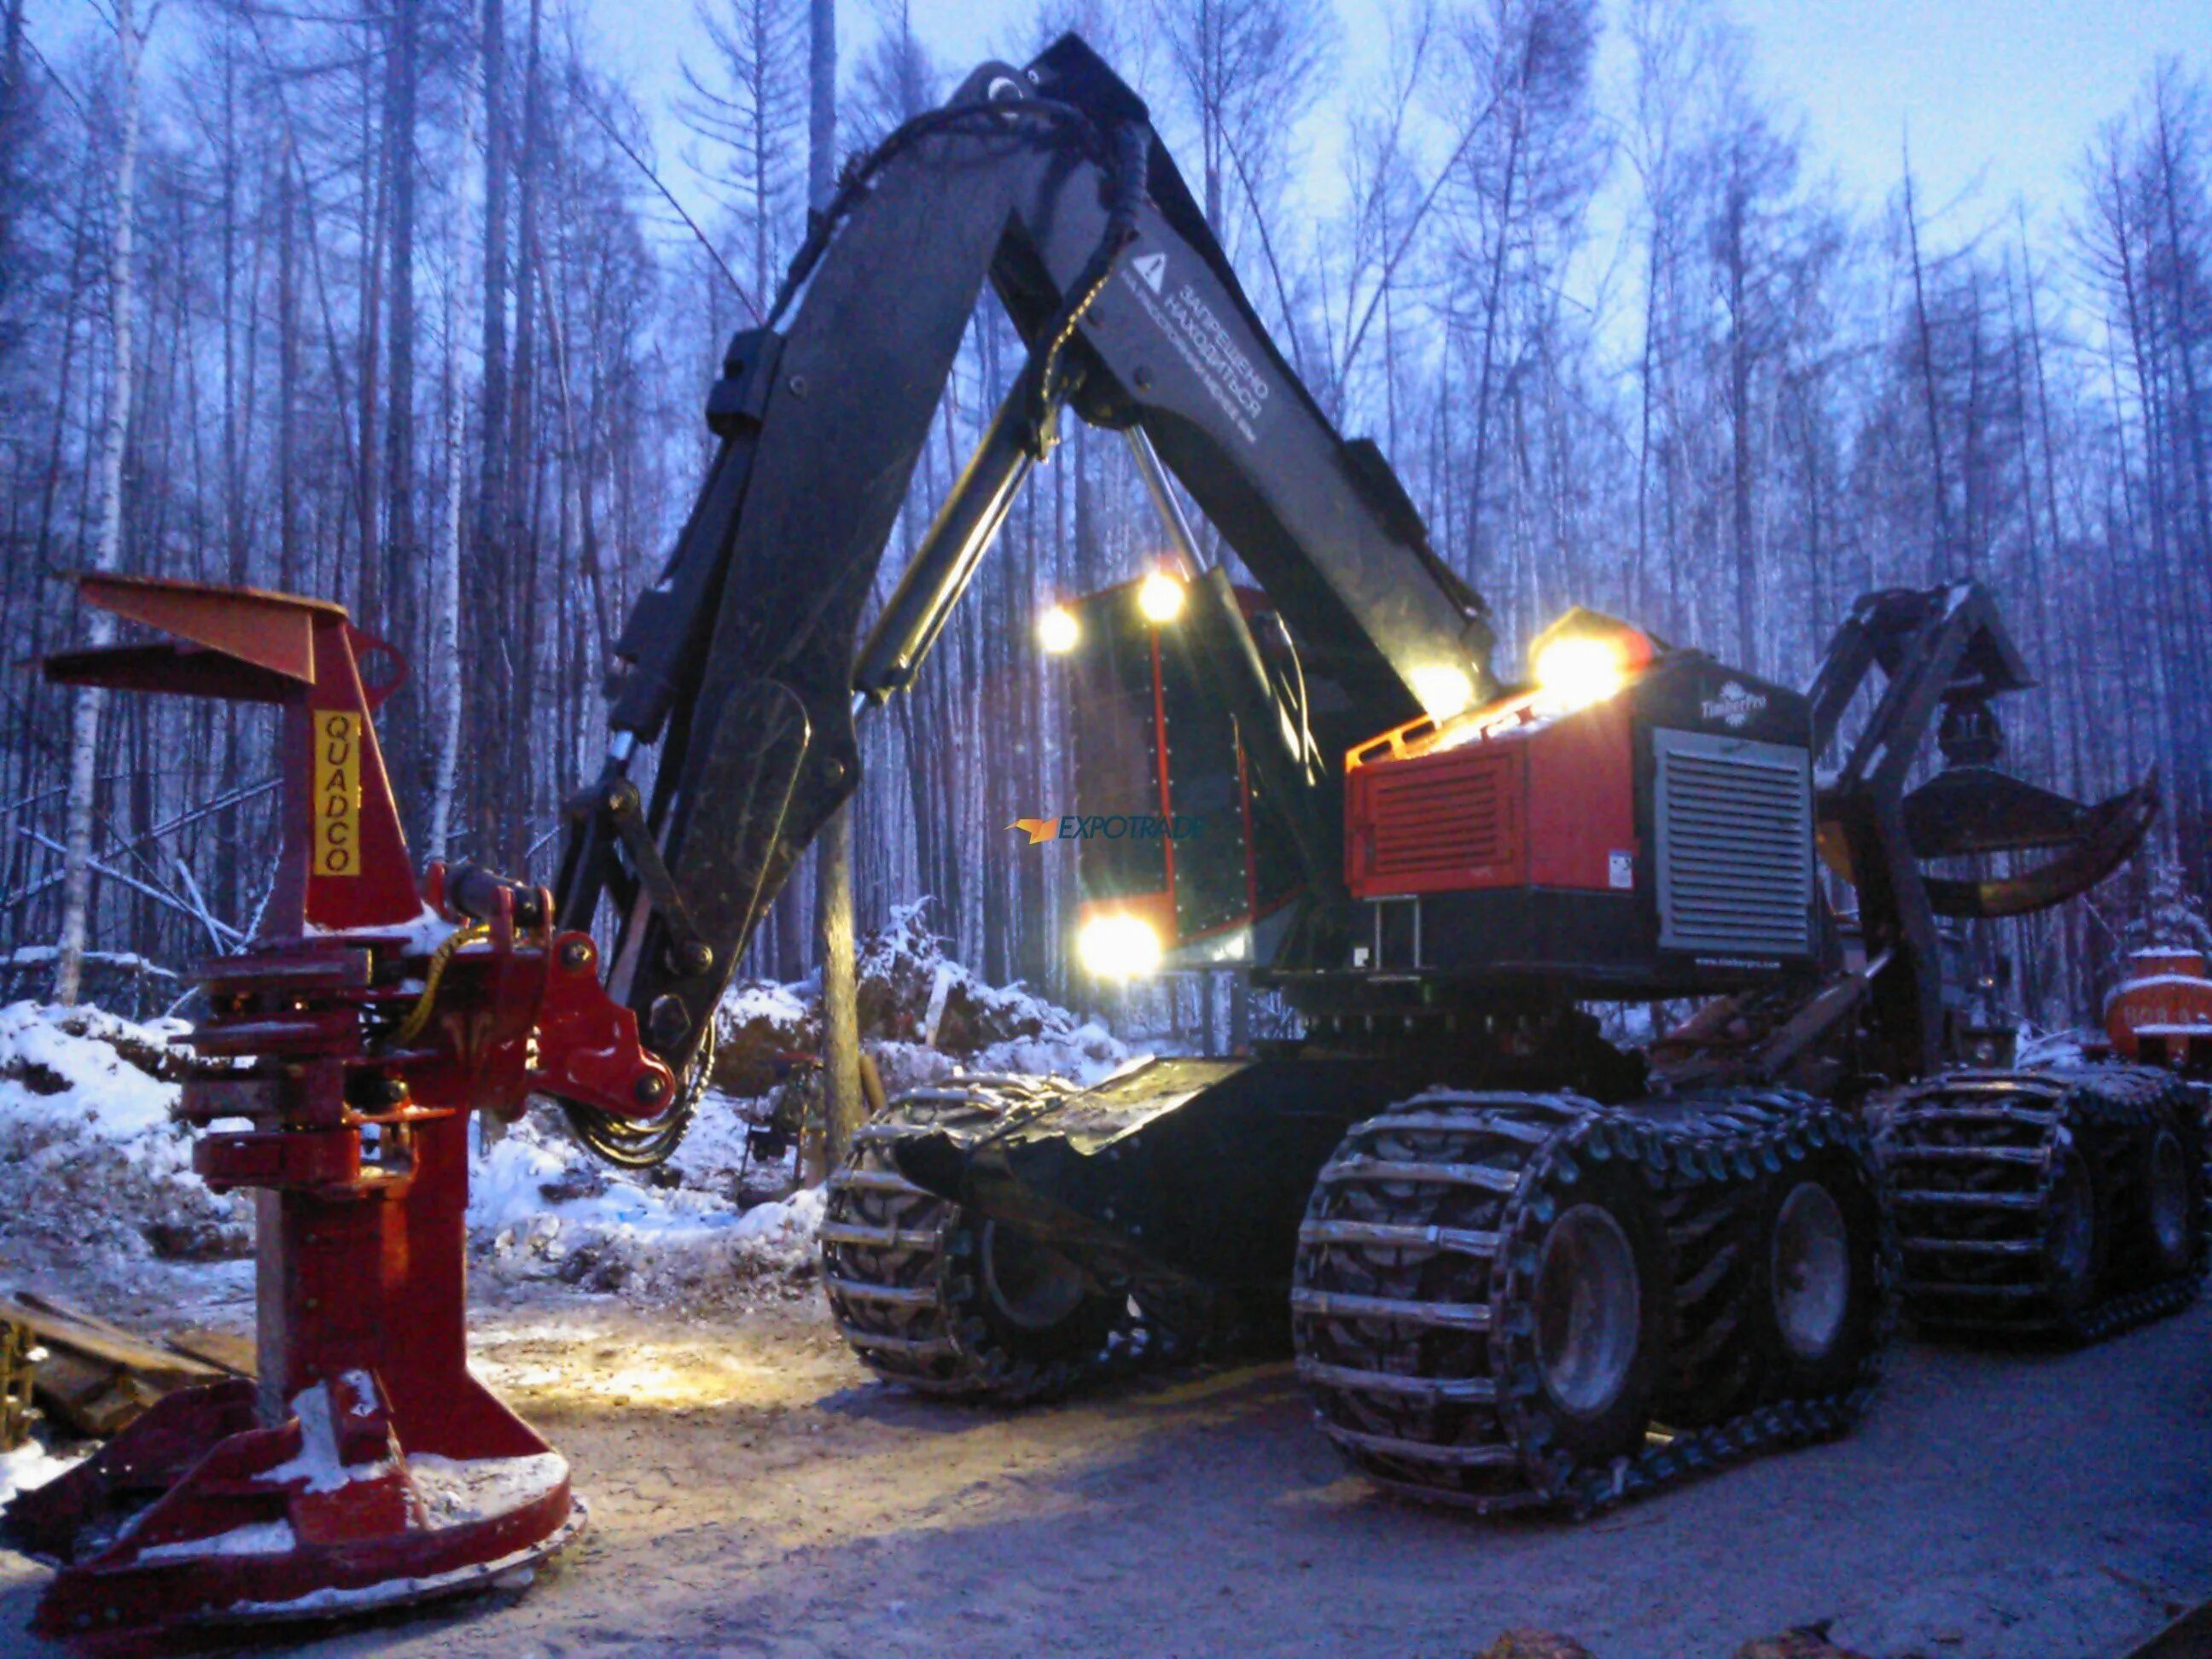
[549,35,2195,1512]
[12,56,2198,1649]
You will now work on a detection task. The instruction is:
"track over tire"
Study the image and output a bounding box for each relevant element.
[2044,1143,2107,1321]
[2131,1123,2202,1284]
[1496,1155,1674,1481]
[1743,1140,1889,1406]
[820,1078,1127,1403]
[1875,1065,2206,1342]
[1291,1090,1893,1517]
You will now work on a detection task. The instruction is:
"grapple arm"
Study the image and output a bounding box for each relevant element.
[1812,582,2156,1074]
[556,35,1494,1094]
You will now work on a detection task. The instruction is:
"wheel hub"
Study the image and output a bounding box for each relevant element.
[1533,1203,1642,1418]
[1771,1181,1851,1361]
[2149,1130,2192,1266]
[980,1221,1088,1331]
[2048,1149,2097,1284]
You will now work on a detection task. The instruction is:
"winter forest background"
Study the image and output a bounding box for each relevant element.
[0,0,2209,1033]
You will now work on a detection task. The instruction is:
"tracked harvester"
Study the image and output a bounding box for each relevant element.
[13,52,2198,1638]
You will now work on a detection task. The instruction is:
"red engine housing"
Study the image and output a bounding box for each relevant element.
[1346,694,1636,899]
[1340,650,1819,998]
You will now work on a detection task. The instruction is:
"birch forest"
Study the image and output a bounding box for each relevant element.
[0,0,2208,1030]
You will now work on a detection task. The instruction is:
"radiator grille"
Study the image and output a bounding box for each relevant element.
[1654,731,1813,958]
[1366,750,1516,886]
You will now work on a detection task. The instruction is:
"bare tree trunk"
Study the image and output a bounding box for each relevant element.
[504,0,543,867]
[55,0,149,1006]
[277,159,300,590]
[474,0,509,853]
[809,0,858,1152]
[1902,160,1953,573]
[0,0,29,363]
[428,3,477,857]
[808,0,835,212]
[383,0,420,674]
[818,800,862,1164]
[1722,183,1757,672]
[355,38,384,627]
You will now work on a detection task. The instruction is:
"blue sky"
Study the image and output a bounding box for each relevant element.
[23,0,2204,231]
[575,0,2211,237]
[19,0,2207,297]
[1729,0,2210,224]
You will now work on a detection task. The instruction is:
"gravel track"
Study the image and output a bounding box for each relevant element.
[6,1284,2207,1658]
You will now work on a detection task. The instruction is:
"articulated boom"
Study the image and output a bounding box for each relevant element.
[551,34,1493,1121]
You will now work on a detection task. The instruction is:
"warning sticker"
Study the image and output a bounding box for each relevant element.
[317,711,362,878]
[1117,254,1272,444]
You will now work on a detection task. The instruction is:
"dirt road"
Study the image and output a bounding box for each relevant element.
[6,1281,2208,1659]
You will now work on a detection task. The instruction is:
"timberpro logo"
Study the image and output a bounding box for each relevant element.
[1010,814,1202,846]
[1702,681,1768,730]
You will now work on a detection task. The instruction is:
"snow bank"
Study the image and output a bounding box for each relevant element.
[0,998,819,1313]
[0,1000,252,1266]
[0,917,1127,1317]
[466,912,1126,1305]
[0,1438,86,1506]
[849,900,1132,1086]
[468,1110,822,1304]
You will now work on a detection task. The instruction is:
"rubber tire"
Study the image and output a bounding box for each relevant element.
[939,1213,1124,1398]
[1506,1159,1674,1472]
[1742,1144,1886,1403]
[1653,1181,1765,1430]
[2044,1142,2107,1323]
[2131,1121,2202,1284]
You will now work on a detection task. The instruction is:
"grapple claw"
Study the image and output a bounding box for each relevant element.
[1920,771,2158,919]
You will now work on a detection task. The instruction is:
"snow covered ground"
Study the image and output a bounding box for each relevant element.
[0,1441,82,1509]
[0,903,1136,1332]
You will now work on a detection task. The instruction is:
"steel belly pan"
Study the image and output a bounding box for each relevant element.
[893,1055,1420,1291]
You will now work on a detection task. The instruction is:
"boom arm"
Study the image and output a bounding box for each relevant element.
[555,36,1492,1088]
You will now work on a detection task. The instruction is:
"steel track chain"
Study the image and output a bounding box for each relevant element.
[1871,1065,2207,1342]
[818,1074,1181,1400]
[1290,1089,1896,1518]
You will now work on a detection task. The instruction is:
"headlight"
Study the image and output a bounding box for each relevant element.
[1408,664,1476,721]
[1039,604,1080,654]
[1077,912,1162,979]
[1137,570,1185,624]
[1531,633,1627,713]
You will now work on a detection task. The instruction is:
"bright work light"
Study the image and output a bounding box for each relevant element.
[1137,571,1186,624]
[1039,604,1080,654]
[1408,664,1476,721]
[1527,608,1655,715]
[1531,634,1627,713]
[1077,912,1163,979]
